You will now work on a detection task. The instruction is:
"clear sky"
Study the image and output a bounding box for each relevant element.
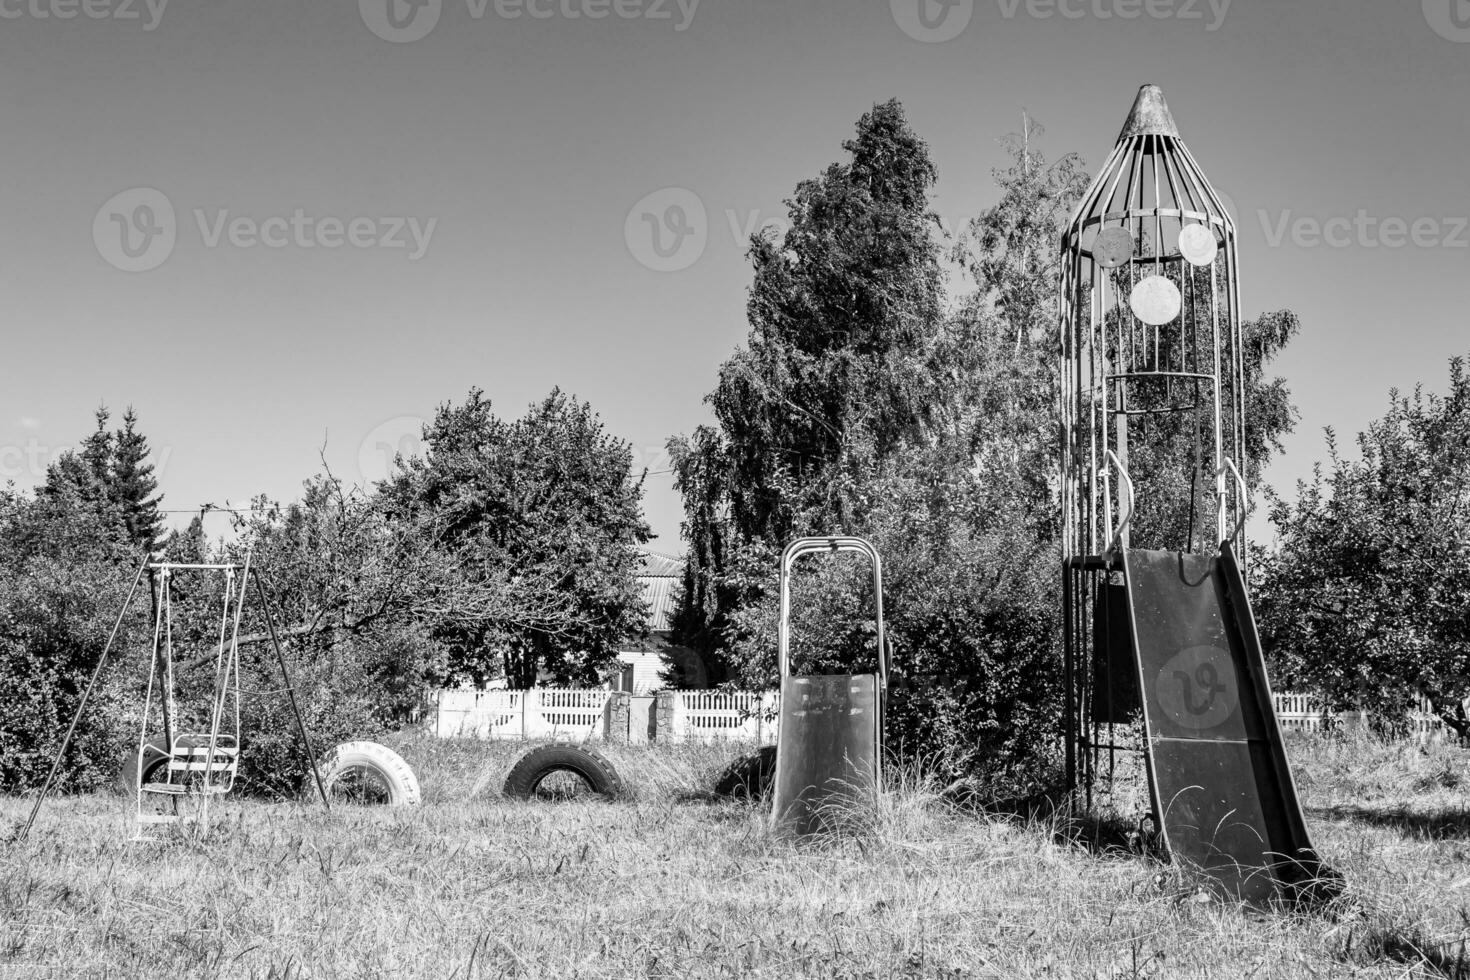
[2,0,1466,550]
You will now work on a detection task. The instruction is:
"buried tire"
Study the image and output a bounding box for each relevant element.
[117,736,170,795]
[317,741,421,807]
[502,743,625,801]
[713,745,777,800]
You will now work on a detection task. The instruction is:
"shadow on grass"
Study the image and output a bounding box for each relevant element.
[1340,924,1470,979]
[1309,803,1470,840]
[1051,811,1162,859]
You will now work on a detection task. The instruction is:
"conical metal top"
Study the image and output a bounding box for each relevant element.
[1117,84,1179,142]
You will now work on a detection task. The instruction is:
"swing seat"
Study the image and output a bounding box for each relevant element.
[160,734,241,790]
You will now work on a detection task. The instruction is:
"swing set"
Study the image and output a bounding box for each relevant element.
[18,547,330,843]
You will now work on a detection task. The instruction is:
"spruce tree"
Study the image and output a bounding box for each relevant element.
[109,407,165,552]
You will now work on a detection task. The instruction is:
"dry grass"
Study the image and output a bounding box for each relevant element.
[2,731,1469,978]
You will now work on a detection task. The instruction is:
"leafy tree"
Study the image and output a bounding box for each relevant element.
[669,105,1086,785]
[671,99,949,669]
[387,388,650,689]
[0,482,144,791]
[1257,354,1470,737]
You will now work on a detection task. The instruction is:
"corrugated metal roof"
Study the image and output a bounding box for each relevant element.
[641,574,678,632]
[633,549,683,633]
[638,549,684,578]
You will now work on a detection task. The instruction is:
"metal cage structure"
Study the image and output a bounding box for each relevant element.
[1059,84,1249,809]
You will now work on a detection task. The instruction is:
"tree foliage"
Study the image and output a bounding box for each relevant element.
[670,106,1088,785]
[0,482,143,791]
[1257,355,1470,736]
[44,405,165,553]
[387,388,650,689]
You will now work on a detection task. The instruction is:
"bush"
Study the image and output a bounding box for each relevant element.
[232,625,442,798]
[0,490,146,793]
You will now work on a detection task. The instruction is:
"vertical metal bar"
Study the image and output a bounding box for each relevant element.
[251,571,330,811]
[17,555,149,842]
[162,571,175,753]
[1063,562,1075,799]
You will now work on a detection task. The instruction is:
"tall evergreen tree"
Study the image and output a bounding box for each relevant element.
[110,407,165,551]
[41,405,165,553]
[79,406,113,486]
[669,100,947,670]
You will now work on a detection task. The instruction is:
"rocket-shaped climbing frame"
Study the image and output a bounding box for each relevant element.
[1059,85,1334,903]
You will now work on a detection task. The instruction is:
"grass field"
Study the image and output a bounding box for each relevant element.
[3,733,1469,979]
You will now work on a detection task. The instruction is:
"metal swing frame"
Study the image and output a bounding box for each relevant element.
[17,548,330,843]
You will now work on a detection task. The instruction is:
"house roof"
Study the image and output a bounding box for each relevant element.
[639,549,684,579]
[636,548,684,632]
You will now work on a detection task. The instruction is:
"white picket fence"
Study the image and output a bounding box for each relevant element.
[1271,692,1452,736]
[667,690,778,743]
[432,688,612,740]
[427,688,1460,742]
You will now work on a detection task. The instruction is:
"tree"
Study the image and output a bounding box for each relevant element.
[1257,354,1470,737]
[0,481,143,791]
[387,388,651,689]
[669,105,1085,785]
[42,405,166,553]
[671,99,949,669]
[111,407,165,552]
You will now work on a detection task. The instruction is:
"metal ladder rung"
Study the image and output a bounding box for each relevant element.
[173,746,239,758]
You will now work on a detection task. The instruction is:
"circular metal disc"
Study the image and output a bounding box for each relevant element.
[1178,223,1219,267]
[1130,275,1182,326]
[1094,226,1134,269]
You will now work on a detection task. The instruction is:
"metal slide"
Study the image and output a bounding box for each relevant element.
[771,537,886,837]
[1122,541,1332,903]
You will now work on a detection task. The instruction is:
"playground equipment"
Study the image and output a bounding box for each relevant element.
[19,547,420,842]
[771,537,886,836]
[1058,85,1333,903]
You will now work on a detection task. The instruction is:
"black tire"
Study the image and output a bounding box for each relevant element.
[713,745,777,800]
[317,741,421,807]
[118,736,171,796]
[502,743,625,801]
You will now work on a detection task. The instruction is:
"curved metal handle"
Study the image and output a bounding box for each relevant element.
[1216,458,1249,546]
[1100,450,1134,562]
[777,536,886,686]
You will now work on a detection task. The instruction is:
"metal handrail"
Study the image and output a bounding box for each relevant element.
[776,536,886,686]
[1216,458,1249,545]
[1100,450,1135,563]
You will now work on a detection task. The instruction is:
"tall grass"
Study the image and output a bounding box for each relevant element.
[0,732,1467,977]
